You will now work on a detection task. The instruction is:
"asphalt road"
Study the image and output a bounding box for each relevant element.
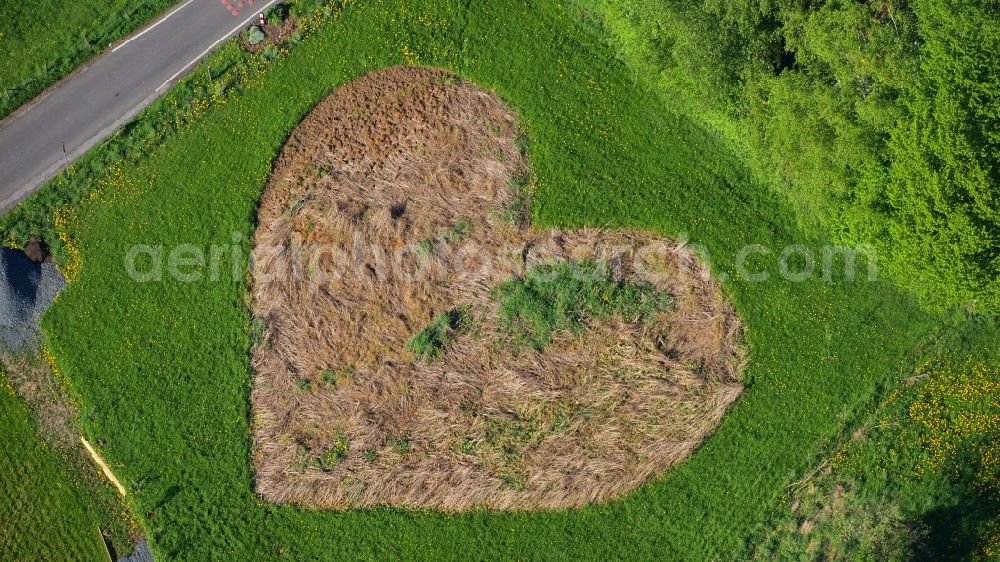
[0,0,279,212]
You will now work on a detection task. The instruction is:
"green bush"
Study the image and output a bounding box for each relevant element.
[264,4,285,26]
[244,26,266,44]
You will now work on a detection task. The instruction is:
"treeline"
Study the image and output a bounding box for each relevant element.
[583,0,999,310]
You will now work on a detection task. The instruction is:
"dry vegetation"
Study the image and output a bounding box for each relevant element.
[250,66,746,510]
[0,350,78,450]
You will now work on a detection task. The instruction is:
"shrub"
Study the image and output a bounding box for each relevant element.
[265,7,284,26]
[582,0,1000,311]
[244,26,266,45]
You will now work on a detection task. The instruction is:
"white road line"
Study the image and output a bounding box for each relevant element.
[155,0,281,92]
[111,0,199,53]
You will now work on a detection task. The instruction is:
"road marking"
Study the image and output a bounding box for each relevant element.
[155,0,280,92]
[111,0,199,53]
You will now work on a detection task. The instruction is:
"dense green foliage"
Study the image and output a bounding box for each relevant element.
[0,0,177,119]
[579,0,1000,311]
[0,382,108,561]
[495,261,667,350]
[10,0,951,558]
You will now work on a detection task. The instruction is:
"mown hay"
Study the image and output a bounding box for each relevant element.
[250,66,746,511]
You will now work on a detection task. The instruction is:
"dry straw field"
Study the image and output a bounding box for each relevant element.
[250,66,746,511]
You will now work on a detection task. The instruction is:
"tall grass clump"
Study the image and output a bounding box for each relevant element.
[495,261,669,350]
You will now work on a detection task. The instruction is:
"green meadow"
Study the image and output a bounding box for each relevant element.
[0,0,175,118]
[0,381,108,561]
[0,0,994,559]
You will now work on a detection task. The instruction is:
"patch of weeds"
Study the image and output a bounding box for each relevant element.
[455,437,477,455]
[415,237,436,256]
[493,260,670,350]
[416,219,473,255]
[296,379,313,392]
[491,208,520,225]
[436,74,461,85]
[320,365,355,388]
[264,4,287,25]
[213,79,230,98]
[755,482,928,561]
[261,45,280,61]
[361,449,377,462]
[480,117,503,138]
[458,389,483,414]
[444,219,472,244]
[289,0,325,19]
[294,440,315,471]
[514,132,530,156]
[407,307,470,360]
[499,469,527,491]
[548,404,570,433]
[483,416,544,453]
[319,431,350,470]
[392,435,411,454]
[284,192,315,215]
[249,316,267,348]
[492,174,533,226]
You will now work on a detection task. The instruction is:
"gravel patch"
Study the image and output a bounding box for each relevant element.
[117,539,153,562]
[0,248,65,350]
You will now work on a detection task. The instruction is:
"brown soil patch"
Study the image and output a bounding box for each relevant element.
[23,237,49,263]
[240,17,299,53]
[1,350,77,449]
[250,66,746,511]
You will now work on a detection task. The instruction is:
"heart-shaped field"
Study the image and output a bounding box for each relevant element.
[250,66,745,511]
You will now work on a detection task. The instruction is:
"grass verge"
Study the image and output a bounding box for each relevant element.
[0,379,108,561]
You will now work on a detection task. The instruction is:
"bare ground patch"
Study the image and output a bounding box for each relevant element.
[250,66,746,511]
